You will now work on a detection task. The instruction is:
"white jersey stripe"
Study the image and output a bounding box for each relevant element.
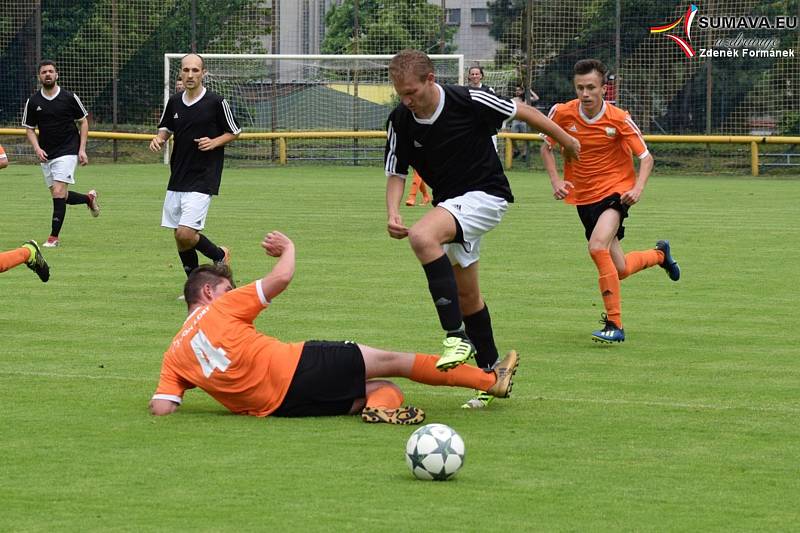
[469,90,515,116]
[625,117,648,153]
[158,102,169,127]
[73,94,88,117]
[547,103,558,119]
[21,98,31,127]
[385,122,397,175]
[221,99,242,134]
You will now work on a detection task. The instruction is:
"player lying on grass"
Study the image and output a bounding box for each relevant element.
[149,231,519,424]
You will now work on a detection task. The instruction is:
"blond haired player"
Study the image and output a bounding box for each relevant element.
[540,59,680,343]
[149,231,519,423]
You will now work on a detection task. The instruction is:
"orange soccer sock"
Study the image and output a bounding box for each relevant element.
[0,247,30,273]
[590,249,622,328]
[410,354,495,391]
[619,249,664,280]
[365,383,404,409]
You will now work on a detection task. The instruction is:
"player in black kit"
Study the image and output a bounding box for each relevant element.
[384,50,581,408]
[150,53,241,285]
[23,60,100,248]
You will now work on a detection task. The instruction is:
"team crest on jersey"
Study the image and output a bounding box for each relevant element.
[568,123,578,132]
[36,106,42,111]
[174,113,179,119]
[605,127,617,137]
[413,140,423,148]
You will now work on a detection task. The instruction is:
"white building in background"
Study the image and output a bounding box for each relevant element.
[439,0,499,64]
[270,0,498,65]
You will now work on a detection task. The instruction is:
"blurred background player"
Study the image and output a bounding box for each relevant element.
[22,60,100,248]
[384,50,579,408]
[0,240,50,282]
[149,231,519,423]
[540,58,680,343]
[150,53,241,284]
[466,65,495,94]
[175,75,184,92]
[405,168,431,207]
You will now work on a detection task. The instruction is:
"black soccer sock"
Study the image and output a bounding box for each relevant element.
[178,249,199,277]
[422,254,464,333]
[51,197,67,237]
[66,191,88,205]
[195,234,225,262]
[464,304,500,370]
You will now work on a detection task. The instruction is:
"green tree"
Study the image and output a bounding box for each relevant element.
[322,0,456,54]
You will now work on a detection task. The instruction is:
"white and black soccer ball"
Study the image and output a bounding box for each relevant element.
[405,423,465,481]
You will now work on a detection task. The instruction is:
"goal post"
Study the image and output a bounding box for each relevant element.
[163,53,464,165]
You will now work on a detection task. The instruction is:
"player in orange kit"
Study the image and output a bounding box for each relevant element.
[540,59,680,343]
[405,168,431,206]
[149,231,519,423]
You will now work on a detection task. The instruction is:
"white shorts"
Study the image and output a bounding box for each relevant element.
[41,155,78,187]
[439,191,508,268]
[161,191,212,230]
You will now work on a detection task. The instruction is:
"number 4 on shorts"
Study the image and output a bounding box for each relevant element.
[191,330,231,377]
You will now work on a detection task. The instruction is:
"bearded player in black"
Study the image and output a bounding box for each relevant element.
[384,50,580,408]
[23,60,100,248]
[150,54,241,286]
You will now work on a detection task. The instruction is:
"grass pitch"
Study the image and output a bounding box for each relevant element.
[1,163,798,531]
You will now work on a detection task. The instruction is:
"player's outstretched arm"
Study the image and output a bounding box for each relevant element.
[149,398,179,416]
[260,231,296,301]
[25,128,48,162]
[386,175,408,239]
[515,103,580,162]
[149,130,171,152]
[620,153,654,206]
[540,142,574,201]
[78,118,89,166]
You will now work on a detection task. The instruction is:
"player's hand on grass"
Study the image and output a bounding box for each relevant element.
[620,187,642,206]
[262,231,293,257]
[561,136,581,162]
[551,179,574,200]
[35,147,48,162]
[194,137,216,151]
[387,214,408,239]
[149,136,165,152]
[78,150,88,166]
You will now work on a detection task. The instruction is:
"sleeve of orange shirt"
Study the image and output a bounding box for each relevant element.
[214,281,270,323]
[153,361,195,404]
[619,112,649,159]
[540,104,561,148]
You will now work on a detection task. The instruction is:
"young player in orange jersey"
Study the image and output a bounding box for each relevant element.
[149,231,519,424]
[405,168,431,206]
[540,59,680,343]
[0,240,50,282]
[0,143,8,169]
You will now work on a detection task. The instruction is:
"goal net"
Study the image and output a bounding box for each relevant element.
[164,53,464,165]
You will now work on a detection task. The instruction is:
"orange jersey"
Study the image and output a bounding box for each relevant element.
[153,282,304,417]
[0,144,7,161]
[543,100,649,205]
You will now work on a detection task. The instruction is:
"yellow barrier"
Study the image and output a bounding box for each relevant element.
[2,128,798,176]
[500,132,800,176]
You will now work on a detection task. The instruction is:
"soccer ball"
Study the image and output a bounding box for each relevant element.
[405,423,465,481]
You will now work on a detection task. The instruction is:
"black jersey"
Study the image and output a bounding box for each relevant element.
[22,87,88,160]
[384,84,516,205]
[158,88,241,195]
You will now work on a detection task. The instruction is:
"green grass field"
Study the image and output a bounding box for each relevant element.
[1,163,798,531]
